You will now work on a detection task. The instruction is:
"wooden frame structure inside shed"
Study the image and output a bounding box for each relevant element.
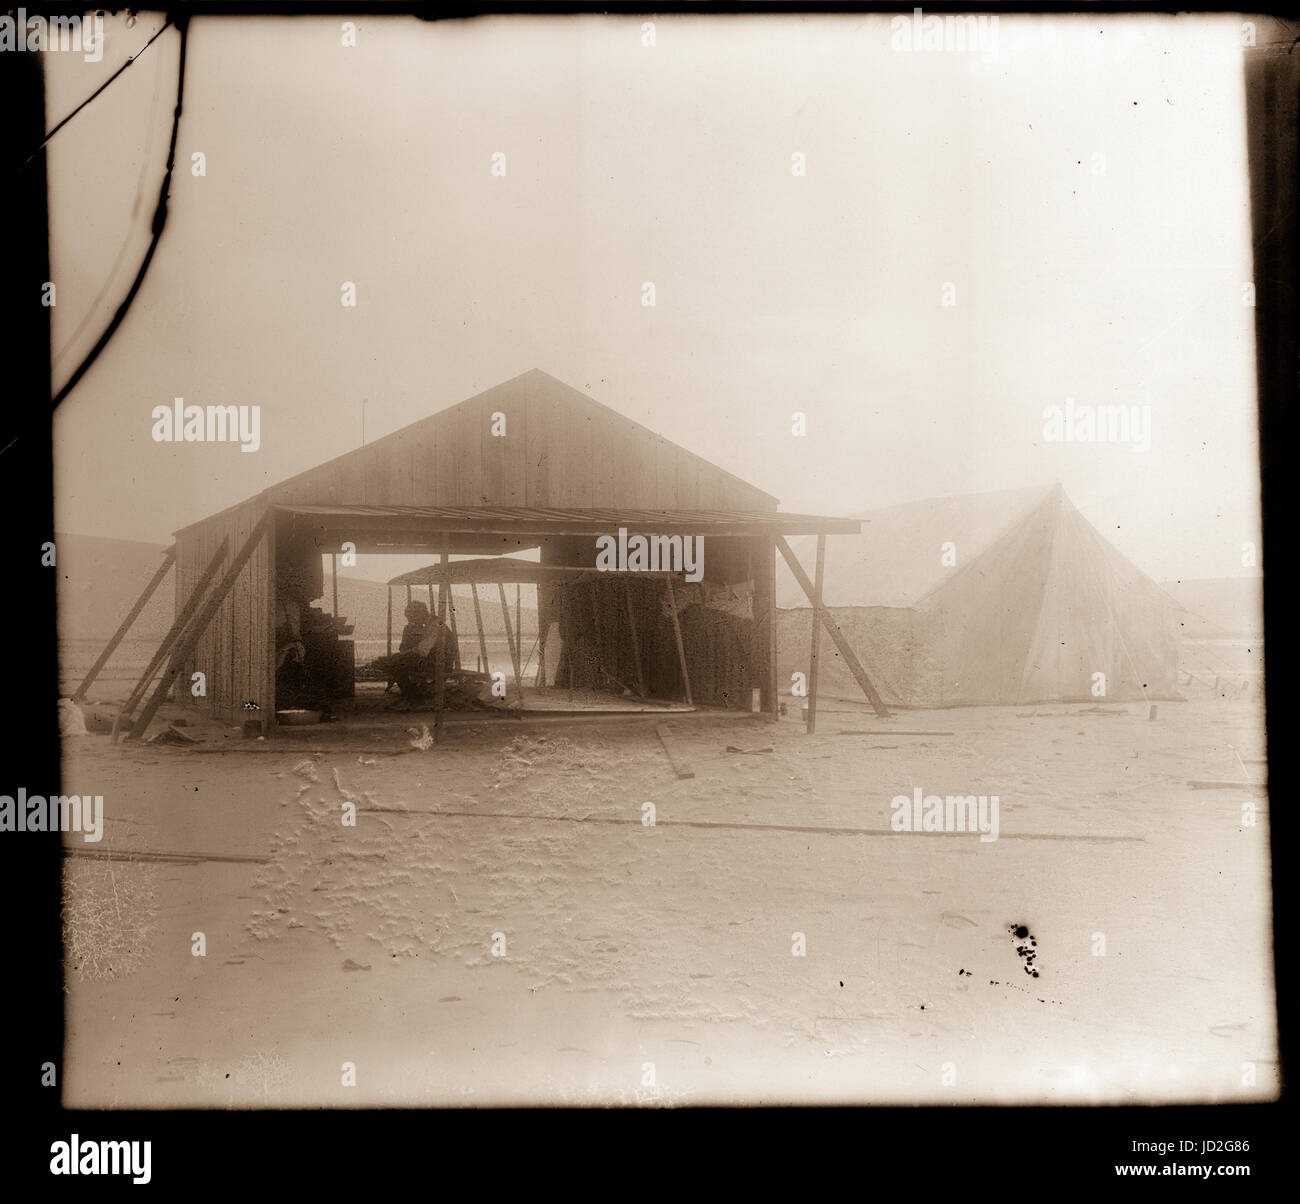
[384,555,706,730]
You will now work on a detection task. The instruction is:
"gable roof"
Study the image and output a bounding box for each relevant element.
[179,370,779,535]
[269,368,776,510]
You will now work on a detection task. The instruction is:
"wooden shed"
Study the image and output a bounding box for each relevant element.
[101,370,881,737]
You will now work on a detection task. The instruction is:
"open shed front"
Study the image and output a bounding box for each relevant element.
[150,502,870,740]
[380,552,757,720]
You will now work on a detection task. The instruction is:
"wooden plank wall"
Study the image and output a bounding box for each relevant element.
[174,496,271,726]
[265,370,776,514]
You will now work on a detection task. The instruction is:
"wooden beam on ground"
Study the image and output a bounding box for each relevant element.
[806,533,825,735]
[837,730,953,737]
[126,516,271,741]
[74,549,175,702]
[656,722,695,779]
[112,539,229,741]
[777,535,891,719]
[664,575,694,707]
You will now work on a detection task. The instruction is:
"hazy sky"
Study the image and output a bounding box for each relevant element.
[47,12,1260,583]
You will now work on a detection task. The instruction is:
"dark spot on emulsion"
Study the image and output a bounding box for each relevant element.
[1010,925,1042,977]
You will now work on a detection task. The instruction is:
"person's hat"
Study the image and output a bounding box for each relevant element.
[405,600,429,620]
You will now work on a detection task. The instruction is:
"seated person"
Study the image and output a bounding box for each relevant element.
[382,607,456,700]
[399,600,430,652]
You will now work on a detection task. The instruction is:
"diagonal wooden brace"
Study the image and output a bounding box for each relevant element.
[127,514,272,741]
[73,548,175,702]
[777,535,891,718]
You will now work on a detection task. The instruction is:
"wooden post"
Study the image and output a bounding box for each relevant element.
[406,582,412,605]
[434,543,448,742]
[111,539,229,741]
[446,584,461,670]
[624,578,647,698]
[535,583,548,688]
[557,588,573,699]
[806,534,825,734]
[73,548,175,702]
[331,553,338,617]
[589,579,604,690]
[498,580,524,702]
[264,515,278,733]
[126,515,272,741]
[777,535,891,719]
[664,575,693,707]
[386,585,392,656]
[750,538,778,719]
[470,583,490,676]
[515,582,522,671]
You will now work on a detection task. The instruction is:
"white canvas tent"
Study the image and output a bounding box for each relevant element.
[777,484,1182,707]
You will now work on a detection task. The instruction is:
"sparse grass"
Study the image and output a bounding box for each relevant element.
[62,856,159,985]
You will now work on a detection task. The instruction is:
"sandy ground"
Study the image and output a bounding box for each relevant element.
[59,694,1275,1107]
